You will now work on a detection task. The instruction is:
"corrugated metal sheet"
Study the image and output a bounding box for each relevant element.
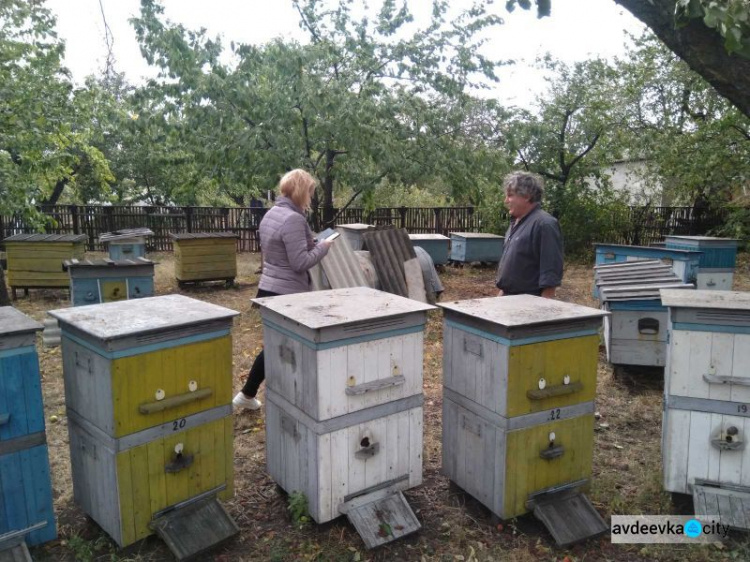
[317,228,370,289]
[361,228,417,298]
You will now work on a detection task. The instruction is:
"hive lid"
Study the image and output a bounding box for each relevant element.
[408,234,449,241]
[98,227,154,243]
[253,287,435,329]
[449,232,503,239]
[661,289,750,310]
[601,283,693,301]
[664,235,739,243]
[593,242,703,257]
[48,294,238,340]
[4,233,87,243]
[439,295,607,328]
[169,232,237,240]
[63,257,155,269]
[337,223,375,231]
[0,307,43,336]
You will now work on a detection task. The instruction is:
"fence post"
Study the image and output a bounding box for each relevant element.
[185,207,193,233]
[434,208,443,236]
[70,205,80,234]
[399,206,407,229]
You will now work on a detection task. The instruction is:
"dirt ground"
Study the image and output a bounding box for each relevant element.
[11,252,750,562]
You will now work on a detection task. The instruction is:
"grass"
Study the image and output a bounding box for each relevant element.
[11,251,750,561]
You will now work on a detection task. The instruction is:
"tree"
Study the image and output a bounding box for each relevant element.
[131,0,506,225]
[505,0,750,119]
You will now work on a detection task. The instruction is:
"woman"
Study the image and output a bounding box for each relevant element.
[233,169,332,410]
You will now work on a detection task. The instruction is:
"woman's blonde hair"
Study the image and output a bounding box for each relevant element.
[279,169,317,210]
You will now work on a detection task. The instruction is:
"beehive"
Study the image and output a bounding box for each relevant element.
[170,232,237,286]
[449,232,504,264]
[664,236,739,290]
[661,290,750,529]
[49,295,239,547]
[64,258,155,306]
[439,296,608,545]
[408,234,450,265]
[254,288,435,546]
[0,308,56,547]
[4,234,86,298]
[593,243,701,298]
[99,228,154,261]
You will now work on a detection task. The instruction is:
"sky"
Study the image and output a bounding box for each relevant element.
[45,0,647,108]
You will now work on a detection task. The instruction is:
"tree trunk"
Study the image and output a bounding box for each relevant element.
[323,149,335,227]
[615,0,750,118]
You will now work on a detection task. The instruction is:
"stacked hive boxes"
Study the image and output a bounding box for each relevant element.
[64,258,155,306]
[254,287,435,547]
[170,232,237,287]
[4,234,86,298]
[440,296,608,545]
[0,308,56,547]
[49,295,239,547]
[664,236,739,290]
[99,228,153,260]
[661,290,750,529]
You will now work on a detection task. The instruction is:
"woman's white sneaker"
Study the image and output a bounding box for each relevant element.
[233,392,262,410]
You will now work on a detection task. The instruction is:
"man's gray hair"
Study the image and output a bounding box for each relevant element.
[503,171,544,203]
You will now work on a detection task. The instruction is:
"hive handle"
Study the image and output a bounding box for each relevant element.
[139,387,213,414]
[711,438,745,451]
[355,442,380,460]
[345,375,405,396]
[540,444,565,460]
[0,413,9,426]
[703,374,750,387]
[527,381,583,400]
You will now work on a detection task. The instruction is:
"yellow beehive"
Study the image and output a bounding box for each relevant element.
[49,295,239,547]
[439,296,609,545]
[4,233,86,298]
[170,232,237,287]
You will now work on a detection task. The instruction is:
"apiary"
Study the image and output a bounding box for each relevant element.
[449,232,504,264]
[408,234,450,265]
[664,236,739,290]
[63,258,155,306]
[99,228,153,260]
[253,287,435,548]
[170,232,237,287]
[0,308,56,547]
[48,295,240,555]
[593,244,702,299]
[4,234,86,299]
[661,290,750,530]
[439,295,609,546]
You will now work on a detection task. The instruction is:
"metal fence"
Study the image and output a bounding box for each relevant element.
[0,204,725,254]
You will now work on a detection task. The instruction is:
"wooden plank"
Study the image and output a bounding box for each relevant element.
[326,429,344,524]
[663,409,692,493]
[408,407,423,487]
[345,491,421,549]
[731,334,750,404]
[708,332,734,402]
[686,411,711,486]
[533,493,608,547]
[116,449,136,546]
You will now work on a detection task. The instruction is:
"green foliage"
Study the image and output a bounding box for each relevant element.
[287,490,310,525]
[66,534,116,562]
[676,0,750,57]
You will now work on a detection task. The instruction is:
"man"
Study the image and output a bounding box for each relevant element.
[495,171,563,298]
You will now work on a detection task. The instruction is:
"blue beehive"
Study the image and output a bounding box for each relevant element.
[449,232,504,264]
[409,234,450,265]
[593,243,702,298]
[664,236,739,290]
[0,307,56,547]
[64,258,155,306]
[99,228,153,261]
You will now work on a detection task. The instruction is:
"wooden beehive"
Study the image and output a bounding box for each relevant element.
[64,258,155,306]
[0,308,56,547]
[4,234,86,298]
[408,234,450,265]
[254,288,435,546]
[170,232,237,286]
[449,232,504,264]
[664,236,739,290]
[592,243,701,298]
[49,295,239,548]
[661,289,750,530]
[439,296,609,546]
[99,228,154,261]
